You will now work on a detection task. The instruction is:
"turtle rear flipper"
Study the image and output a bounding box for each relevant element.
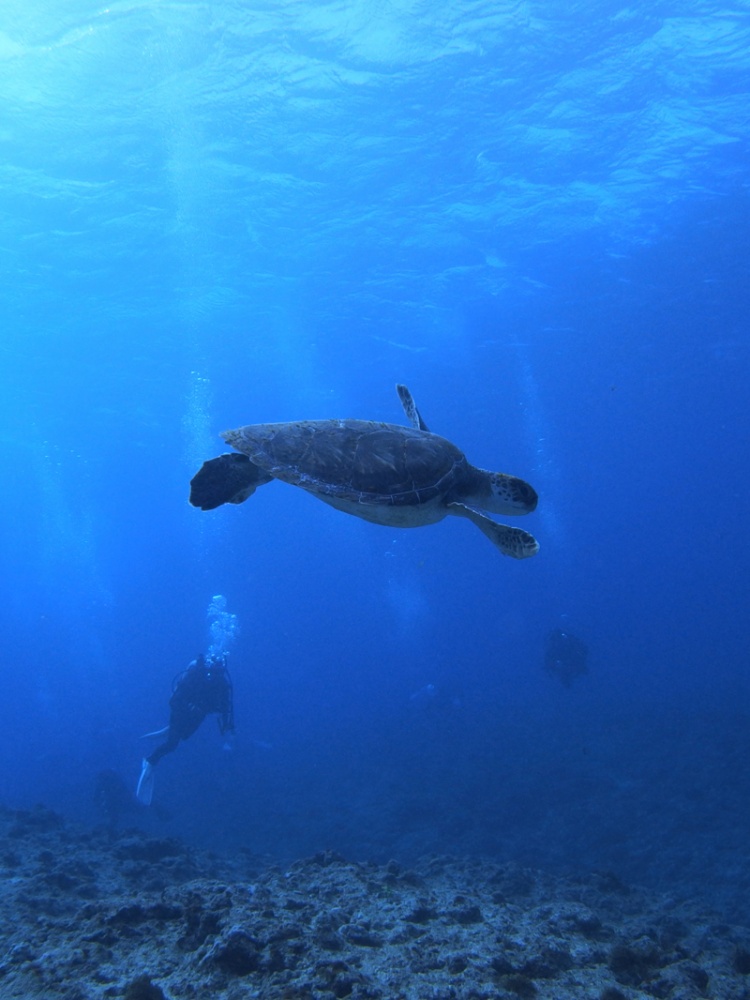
[396,384,430,432]
[449,502,539,559]
[189,453,272,510]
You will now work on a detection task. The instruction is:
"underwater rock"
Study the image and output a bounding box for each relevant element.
[123,975,167,1000]
[205,927,262,975]
[734,946,750,974]
[0,805,749,999]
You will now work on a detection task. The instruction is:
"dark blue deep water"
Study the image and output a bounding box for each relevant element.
[1,0,749,922]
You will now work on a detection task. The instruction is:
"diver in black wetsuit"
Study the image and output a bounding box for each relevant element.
[136,653,234,804]
[544,628,589,687]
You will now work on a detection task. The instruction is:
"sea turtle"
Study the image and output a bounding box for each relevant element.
[189,385,539,559]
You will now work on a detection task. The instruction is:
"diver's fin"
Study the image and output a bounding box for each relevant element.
[136,759,155,806]
[140,726,169,739]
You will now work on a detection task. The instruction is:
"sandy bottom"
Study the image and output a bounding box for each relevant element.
[1,805,750,1000]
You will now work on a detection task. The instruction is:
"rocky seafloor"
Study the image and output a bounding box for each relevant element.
[2,805,750,1000]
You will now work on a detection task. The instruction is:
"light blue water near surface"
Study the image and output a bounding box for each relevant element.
[1,1,749,919]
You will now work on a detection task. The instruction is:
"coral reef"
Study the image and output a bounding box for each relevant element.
[1,805,749,998]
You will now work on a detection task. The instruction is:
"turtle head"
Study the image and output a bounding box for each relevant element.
[484,471,538,515]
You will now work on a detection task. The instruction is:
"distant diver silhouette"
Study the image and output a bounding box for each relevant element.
[544,628,589,687]
[95,769,168,829]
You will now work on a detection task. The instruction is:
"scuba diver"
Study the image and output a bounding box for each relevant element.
[544,628,589,688]
[136,653,234,805]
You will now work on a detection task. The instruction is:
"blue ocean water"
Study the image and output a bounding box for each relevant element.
[1,0,748,921]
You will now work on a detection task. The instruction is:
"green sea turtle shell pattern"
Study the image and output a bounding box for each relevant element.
[222,419,467,508]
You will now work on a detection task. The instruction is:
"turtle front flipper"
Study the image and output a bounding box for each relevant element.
[190,453,273,510]
[396,384,430,432]
[448,502,539,559]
